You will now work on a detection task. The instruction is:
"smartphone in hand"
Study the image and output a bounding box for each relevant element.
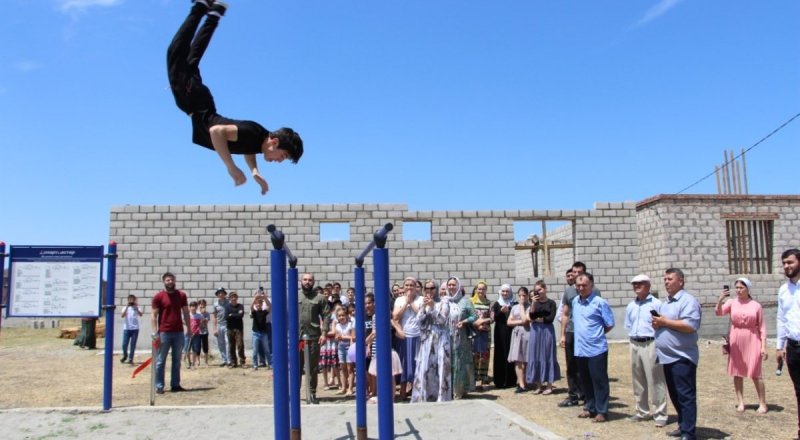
[649,309,660,317]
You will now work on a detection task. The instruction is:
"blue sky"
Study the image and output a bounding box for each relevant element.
[1,0,798,249]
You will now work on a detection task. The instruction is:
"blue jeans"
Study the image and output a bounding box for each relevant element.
[155,331,185,390]
[663,358,697,439]
[576,351,610,416]
[252,331,270,366]
[121,329,139,360]
[216,327,229,363]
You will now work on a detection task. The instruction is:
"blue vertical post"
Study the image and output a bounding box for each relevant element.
[269,225,289,440]
[287,261,301,440]
[374,247,393,439]
[102,241,118,411]
[0,241,6,334]
[354,265,367,440]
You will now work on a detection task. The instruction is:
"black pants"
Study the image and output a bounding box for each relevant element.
[576,352,610,416]
[787,340,800,438]
[564,332,584,401]
[663,358,697,440]
[167,3,217,115]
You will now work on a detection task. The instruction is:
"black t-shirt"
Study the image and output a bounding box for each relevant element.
[191,111,269,155]
[225,303,245,331]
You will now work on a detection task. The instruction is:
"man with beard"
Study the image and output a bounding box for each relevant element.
[299,273,326,403]
[776,249,800,440]
[151,272,191,394]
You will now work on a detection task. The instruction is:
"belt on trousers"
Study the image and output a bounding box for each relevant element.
[630,336,655,342]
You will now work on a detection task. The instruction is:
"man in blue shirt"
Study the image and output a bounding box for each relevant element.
[624,274,667,428]
[653,268,702,440]
[572,273,614,423]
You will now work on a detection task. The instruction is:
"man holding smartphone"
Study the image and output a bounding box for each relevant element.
[653,268,702,440]
[624,274,668,428]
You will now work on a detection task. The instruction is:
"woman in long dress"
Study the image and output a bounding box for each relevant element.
[526,280,561,394]
[445,276,477,399]
[715,277,768,413]
[411,280,452,402]
[491,283,517,389]
[507,286,531,393]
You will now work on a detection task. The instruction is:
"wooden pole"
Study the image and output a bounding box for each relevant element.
[715,165,721,194]
[542,220,550,277]
[741,148,749,194]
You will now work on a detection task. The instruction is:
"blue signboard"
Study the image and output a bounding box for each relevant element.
[7,245,104,318]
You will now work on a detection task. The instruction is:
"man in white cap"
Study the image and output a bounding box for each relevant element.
[624,274,668,428]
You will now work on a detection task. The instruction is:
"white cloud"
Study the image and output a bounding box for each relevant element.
[12,60,42,73]
[636,0,684,27]
[58,0,124,13]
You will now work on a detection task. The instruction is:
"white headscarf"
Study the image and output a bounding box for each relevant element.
[446,276,463,303]
[497,284,513,307]
[735,277,753,297]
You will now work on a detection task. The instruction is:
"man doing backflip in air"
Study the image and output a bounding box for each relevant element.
[167,1,303,195]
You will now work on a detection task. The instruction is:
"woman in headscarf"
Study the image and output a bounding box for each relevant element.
[471,281,493,390]
[445,276,477,399]
[715,277,768,413]
[411,279,452,402]
[507,286,531,393]
[491,283,517,389]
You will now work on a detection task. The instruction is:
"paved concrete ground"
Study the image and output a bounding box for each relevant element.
[0,400,563,440]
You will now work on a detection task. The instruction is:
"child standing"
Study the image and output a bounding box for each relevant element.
[321,300,342,390]
[198,299,211,366]
[188,301,204,369]
[120,294,143,364]
[335,306,355,396]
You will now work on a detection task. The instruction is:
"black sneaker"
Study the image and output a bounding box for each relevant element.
[193,0,211,7]
[208,1,227,17]
[558,398,580,407]
[119,356,127,363]
[156,388,165,395]
[171,386,187,392]
[514,386,527,394]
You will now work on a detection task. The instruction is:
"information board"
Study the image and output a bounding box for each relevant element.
[7,246,104,318]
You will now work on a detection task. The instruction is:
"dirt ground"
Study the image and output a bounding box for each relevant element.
[0,325,796,440]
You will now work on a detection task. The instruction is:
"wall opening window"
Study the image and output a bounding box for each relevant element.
[725,217,774,274]
[514,220,573,278]
[320,222,350,241]
[403,221,431,241]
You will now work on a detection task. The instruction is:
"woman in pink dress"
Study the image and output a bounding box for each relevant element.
[715,277,768,413]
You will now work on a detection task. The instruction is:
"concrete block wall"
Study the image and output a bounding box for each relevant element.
[635,195,800,306]
[106,196,796,343]
[110,203,641,311]
[572,202,640,308]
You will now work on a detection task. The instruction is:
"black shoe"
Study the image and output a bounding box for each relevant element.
[171,386,187,392]
[666,429,682,437]
[219,362,228,367]
[119,356,127,363]
[127,360,134,365]
[558,398,579,407]
[514,387,527,394]
[156,388,164,395]
[309,394,319,404]
[208,1,227,17]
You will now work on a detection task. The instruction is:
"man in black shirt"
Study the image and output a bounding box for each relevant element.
[167,1,303,195]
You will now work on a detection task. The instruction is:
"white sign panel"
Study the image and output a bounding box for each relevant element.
[7,246,104,318]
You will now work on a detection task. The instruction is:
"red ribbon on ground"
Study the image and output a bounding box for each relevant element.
[131,337,160,378]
